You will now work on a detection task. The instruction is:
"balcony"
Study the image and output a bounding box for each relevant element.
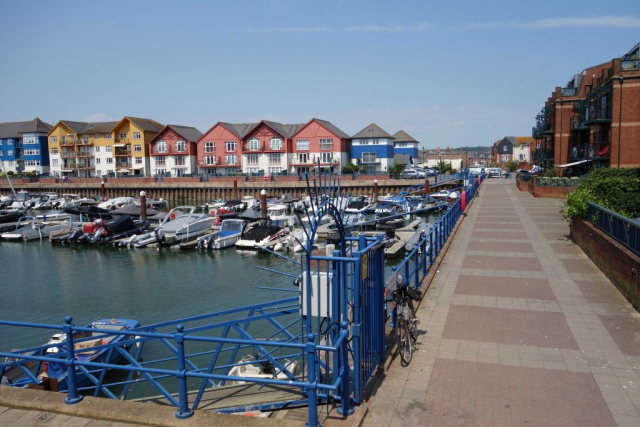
[115,149,132,157]
[584,105,611,124]
[77,139,94,146]
[76,151,92,158]
[290,156,312,165]
[60,152,76,159]
[60,140,75,147]
[199,156,220,167]
[117,138,131,145]
[532,121,554,138]
[561,87,578,97]
[244,143,264,152]
[570,117,588,131]
[569,142,611,160]
[532,149,554,162]
[621,58,640,71]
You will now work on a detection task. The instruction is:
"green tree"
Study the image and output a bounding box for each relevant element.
[436,160,453,174]
[390,163,406,175]
[544,167,557,178]
[506,161,518,172]
[341,163,360,174]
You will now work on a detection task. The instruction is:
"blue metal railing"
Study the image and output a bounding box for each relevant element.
[586,202,640,256]
[386,174,482,322]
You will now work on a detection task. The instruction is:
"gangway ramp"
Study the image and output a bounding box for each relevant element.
[134,382,306,412]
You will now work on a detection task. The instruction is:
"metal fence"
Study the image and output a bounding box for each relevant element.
[535,177,581,187]
[586,202,640,256]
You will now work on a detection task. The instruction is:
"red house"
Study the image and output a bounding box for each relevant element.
[290,118,350,175]
[196,122,255,175]
[241,121,304,175]
[148,125,203,176]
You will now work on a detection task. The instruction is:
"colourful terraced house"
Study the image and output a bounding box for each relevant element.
[0,118,52,174]
[110,117,164,176]
[350,123,396,172]
[148,124,203,176]
[290,118,351,175]
[392,130,419,165]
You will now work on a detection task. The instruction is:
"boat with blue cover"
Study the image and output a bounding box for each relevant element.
[2,318,140,390]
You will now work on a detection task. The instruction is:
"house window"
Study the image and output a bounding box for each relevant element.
[51,148,58,154]
[519,154,525,161]
[8,150,13,156]
[204,142,215,153]
[503,146,508,152]
[175,140,186,152]
[246,167,260,174]
[25,160,40,166]
[95,146,100,153]
[106,146,112,152]
[268,153,281,164]
[319,138,333,150]
[156,141,167,153]
[95,134,100,139]
[320,152,333,163]
[204,155,217,165]
[247,154,259,165]
[135,157,142,164]
[268,167,282,174]
[175,156,185,166]
[96,170,101,176]
[269,138,282,150]
[225,154,237,165]
[502,154,509,162]
[106,158,113,164]
[225,141,237,152]
[133,132,141,139]
[7,139,13,145]
[24,149,40,155]
[96,158,101,164]
[120,133,127,139]
[296,139,309,150]
[134,145,142,152]
[156,156,166,166]
[105,133,111,139]
[61,136,66,143]
[247,138,260,151]
[52,159,58,167]
[51,136,57,143]
[362,152,377,163]
[295,153,309,164]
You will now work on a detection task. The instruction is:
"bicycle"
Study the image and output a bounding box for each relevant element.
[389,276,421,366]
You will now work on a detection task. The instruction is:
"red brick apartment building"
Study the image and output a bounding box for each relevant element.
[532,43,640,174]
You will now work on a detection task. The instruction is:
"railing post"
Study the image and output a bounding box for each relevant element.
[306,333,320,427]
[404,253,410,286]
[336,321,353,416]
[421,232,428,278]
[428,231,433,266]
[414,248,420,289]
[174,325,193,419]
[63,316,83,405]
[389,266,397,328]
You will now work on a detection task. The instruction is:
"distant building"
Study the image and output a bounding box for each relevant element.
[392,130,419,164]
[0,118,52,174]
[148,125,203,176]
[196,122,255,175]
[351,123,395,172]
[290,118,350,175]
[513,137,533,163]
[493,137,515,163]
[419,149,463,171]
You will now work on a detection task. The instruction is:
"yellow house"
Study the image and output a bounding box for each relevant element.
[47,120,118,177]
[109,117,163,176]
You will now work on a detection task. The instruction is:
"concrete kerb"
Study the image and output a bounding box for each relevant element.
[0,387,304,427]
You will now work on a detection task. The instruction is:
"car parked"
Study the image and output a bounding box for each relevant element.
[400,169,425,179]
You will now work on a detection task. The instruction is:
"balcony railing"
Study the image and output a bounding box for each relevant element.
[244,144,264,152]
[570,117,588,131]
[117,138,131,145]
[585,105,611,123]
[60,152,76,159]
[532,121,554,138]
[568,142,611,161]
[60,141,75,146]
[115,149,132,157]
[77,139,94,146]
[199,156,220,167]
[561,87,578,96]
[532,149,554,162]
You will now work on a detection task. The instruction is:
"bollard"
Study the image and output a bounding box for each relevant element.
[373,179,378,202]
[101,180,106,199]
[233,180,238,200]
[174,325,193,419]
[260,189,267,219]
[63,316,83,405]
[140,191,147,221]
[425,179,430,195]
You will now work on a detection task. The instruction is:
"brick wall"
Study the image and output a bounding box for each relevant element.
[610,77,640,168]
[516,176,530,192]
[162,177,201,183]
[571,217,640,311]
[528,179,571,198]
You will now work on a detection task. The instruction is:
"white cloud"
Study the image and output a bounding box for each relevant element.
[345,22,434,32]
[83,112,117,122]
[462,15,640,30]
[247,26,331,33]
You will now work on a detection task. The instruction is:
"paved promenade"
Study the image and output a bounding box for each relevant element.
[363,178,640,427]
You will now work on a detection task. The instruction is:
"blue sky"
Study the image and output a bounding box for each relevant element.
[0,0,638,148]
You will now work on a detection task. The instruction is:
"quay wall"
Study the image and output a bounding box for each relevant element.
[571,216,640,311]
[0,178,420,206]
[526,179,571,198]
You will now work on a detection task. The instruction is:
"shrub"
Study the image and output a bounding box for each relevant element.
[562,168,640,222]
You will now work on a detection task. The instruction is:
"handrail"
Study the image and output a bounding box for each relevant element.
[586,201,639,256]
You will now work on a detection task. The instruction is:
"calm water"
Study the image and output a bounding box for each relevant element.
[0,210,441,352]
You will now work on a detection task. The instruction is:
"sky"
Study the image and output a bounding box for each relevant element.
[0,0,638,148]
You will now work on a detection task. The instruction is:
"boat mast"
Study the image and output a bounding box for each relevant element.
[0,161,18,200]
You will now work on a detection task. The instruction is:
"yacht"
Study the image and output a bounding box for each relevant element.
[155,206,216,245]
[196,219,245,250]
[266,204,297,227]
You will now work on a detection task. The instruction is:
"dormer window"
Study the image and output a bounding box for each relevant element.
[247,138,260,151]
[269,138,283,150]
[156,141,167,153]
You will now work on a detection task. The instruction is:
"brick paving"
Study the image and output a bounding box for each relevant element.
[362,179,640,427]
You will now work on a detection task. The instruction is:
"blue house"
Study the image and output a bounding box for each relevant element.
[392,130,419,165]
[350,123,395,172]
[0,118,52,174]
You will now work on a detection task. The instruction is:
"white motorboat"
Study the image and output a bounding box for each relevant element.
[235,222,288,250]
[0,217,70,241]
[227,354,299,386]
[266,204,297,227]
[9,190,36,209]
[97,197,135,210]
[155,206,216,245]
[284,228,318,253]
[430,190,460,201]
[35,211,70,222]
[242,196,259,209]
[32,193,63,210]
[196,219,245,250]
[344,196,374,213]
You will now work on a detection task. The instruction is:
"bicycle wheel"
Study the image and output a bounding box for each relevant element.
[398,319,413,366]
